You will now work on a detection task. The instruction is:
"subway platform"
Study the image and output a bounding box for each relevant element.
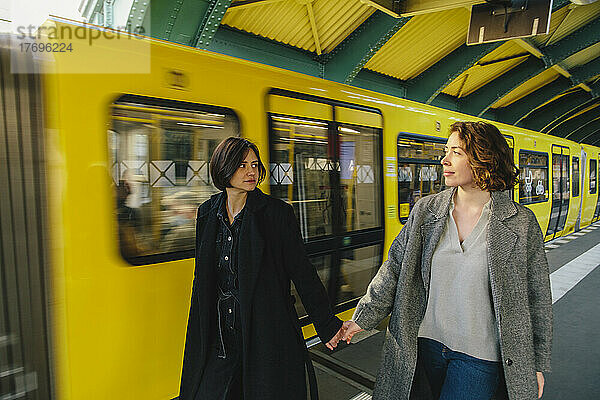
[310,221,600,400]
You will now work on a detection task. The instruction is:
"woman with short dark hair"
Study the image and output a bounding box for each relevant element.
[342,121,552,400]
[179,137,344,400]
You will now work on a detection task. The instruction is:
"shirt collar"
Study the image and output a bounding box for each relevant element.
[449,194,491,211]
[216,194,246,223]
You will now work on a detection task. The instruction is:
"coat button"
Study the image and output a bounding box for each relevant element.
[224,256,229,261]
[228,236,232,241]
[228,308,232,314]
[505,358,513,366]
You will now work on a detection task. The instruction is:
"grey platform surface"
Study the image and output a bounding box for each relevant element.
[312,222,600,400]
[544,265,600,400]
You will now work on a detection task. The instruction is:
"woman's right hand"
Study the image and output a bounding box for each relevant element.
[341,321,363,344]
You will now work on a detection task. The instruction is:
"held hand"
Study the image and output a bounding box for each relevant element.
[325,326,345,350]
[536,372,544,398]
[341,320,363,344]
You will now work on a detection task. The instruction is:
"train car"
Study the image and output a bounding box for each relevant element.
[1,19,600,400]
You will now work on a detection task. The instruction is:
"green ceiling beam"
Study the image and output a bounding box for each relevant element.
[566,117,600,143]
[553,105,600,138]
[132,0,232,47]
[206,27,322,78]
[520,90,593,132]
[540,81,600,132]
[431,93,460,112]
[591,133,600,146]
[543,17,600,66]
[143,0,210,43]
[459,57,546,117]
[351,70,407,99]
[323,11,411,84]
[406,42,503,104]
[570,57,600,86]
[496,77,572,125]
[193,0,234,49]
[404,0,571,105]
[551,0,575,10]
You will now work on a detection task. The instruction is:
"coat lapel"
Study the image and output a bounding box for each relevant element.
[419,188,454,295]
[238,189,267,333]
[195,195,221,310]
[487,190,518,304]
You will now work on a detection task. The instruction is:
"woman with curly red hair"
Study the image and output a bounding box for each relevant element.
[342,122,552,400]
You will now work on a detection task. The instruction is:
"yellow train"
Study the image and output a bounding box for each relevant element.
[1,19,599,400]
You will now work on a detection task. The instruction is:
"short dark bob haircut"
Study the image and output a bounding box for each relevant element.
[210,137,266,191]
[450,121,519,191]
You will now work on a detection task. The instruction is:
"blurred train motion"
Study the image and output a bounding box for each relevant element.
[1,19,599,399]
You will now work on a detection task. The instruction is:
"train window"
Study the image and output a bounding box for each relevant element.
[552,153,570,200]
[572,157,580,197]
[109,95,239,264]
[591,159,598,195]
[397,135,446,224]
[519,151,548,204]
[338,124,382,232]
[269,115,333,238]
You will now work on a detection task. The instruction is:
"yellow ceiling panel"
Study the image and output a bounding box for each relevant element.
[223,2,310,47]
[363,8,470,80]
[223,0,374,54]
[443,42,529,98]
[313,0,374,53]
[543,2,600,46]
[562,42,600,70]
[492,68,560,109]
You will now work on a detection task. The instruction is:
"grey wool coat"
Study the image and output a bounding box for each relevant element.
[353,188,552,400]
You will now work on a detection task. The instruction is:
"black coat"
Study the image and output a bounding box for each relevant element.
[179,188,342,400]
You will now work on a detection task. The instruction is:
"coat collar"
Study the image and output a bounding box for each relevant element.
[426,187,517,222]
[206,188,269,215]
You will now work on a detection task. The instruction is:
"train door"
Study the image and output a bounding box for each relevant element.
[267,89,384,322]
[546,145,570,239]
[591,158,598,223]
[503,135,515,201]
[592,154,600,222]
[573,153,582,231]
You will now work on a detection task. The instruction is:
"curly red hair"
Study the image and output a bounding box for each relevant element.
[450,121,519,191]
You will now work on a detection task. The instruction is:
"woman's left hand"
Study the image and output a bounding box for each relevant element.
[325,327,345,350]
[536,371,544,398]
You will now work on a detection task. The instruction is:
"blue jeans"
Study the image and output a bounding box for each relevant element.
[417,337,501,400]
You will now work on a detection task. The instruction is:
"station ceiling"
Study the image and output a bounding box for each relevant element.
[83,0,600,145]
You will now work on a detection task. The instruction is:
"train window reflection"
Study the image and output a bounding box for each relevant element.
[291,255,331,318]
[110,97,239,264]
[519,151,548,204]
[338,124,382,232]
[572,157,579,197]
[397,135,446,224]
[552,154,570,202]
[591,159,597,195]
[338,244,382,304]
[269,114,333,239]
